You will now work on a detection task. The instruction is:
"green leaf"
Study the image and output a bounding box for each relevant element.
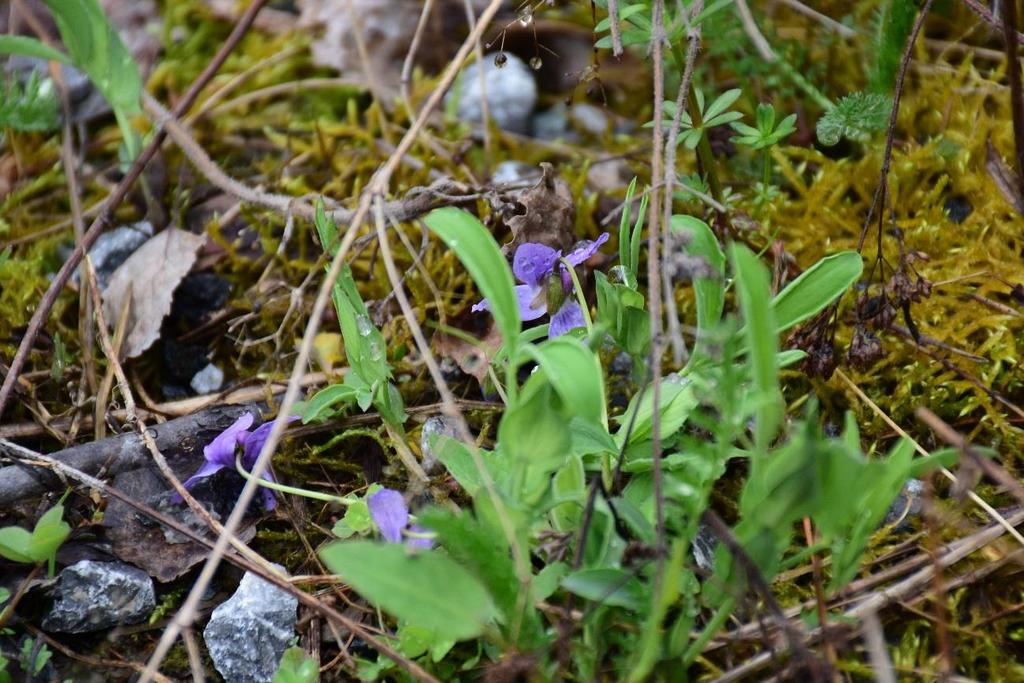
[615,377,698,446]
[418,508,544,646]
[0,73,59,133]
[320,541,496,642]
[673,215,724,361]
[816,91,890,146]
[0,35,71,64]
[30,503,71,575]
[731,245,781,451]
[42,0,141,114]
[520,336,606,427]
[424,208,520,348]
[272,646,318,683]
[771,251,863,333]
[562,568,646,611]
[300,383,358,423]
[0,526,34,564]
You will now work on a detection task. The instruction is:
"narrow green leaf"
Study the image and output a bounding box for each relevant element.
[672,215,724,360]
[772,251,863,333]
[320,541,496,642]
[731,245,781,450]
[301,384,358,423]
[0,36,71,64]
[424,208,521,347]
[562,568,646,611]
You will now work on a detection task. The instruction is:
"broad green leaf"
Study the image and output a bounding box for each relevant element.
[673,215,724,360]
[615,378,698,446]
[0,36,71,64]
[562,568,646,611]
[771,251,863,333]
[520,336,606,427]
[30,503,71,575]
[731,245,781,451]
[418,508,544,646]
[0,526,34,564]
[424,208,521,347]
[320,541,496,642]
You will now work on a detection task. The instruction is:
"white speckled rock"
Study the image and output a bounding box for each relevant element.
[203,566,297,683]
[446,53,538,134]
[43,560,155,633]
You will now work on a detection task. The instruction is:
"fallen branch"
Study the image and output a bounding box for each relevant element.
[0,404,250,505]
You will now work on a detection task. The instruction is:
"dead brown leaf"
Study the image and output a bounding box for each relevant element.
[433,321,503,385]
[986,140,1024,216]
[503,162,577,256]
[102,228,206,358]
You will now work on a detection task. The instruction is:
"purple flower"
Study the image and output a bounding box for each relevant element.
[367,488,432,548]
[176,413,298,510]
[473,234,609,338]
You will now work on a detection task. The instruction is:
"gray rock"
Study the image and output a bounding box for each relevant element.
[491,161,542,186]
[43,560,155,633]
[531,103,573,141]
[690,522,718,573]
[70,221,154,290]
[190,363,224,395]
[420,415,460,473]
[204,566,297,683]
[571,103,610,136]
[446,53,537,135]
[884,478,925,530]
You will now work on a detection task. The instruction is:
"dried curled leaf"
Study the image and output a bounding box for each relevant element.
[102,228,206,358]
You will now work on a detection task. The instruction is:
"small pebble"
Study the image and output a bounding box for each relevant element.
[69,222,153,291]
[204,565,297,683]
[42,560,155,633]
[943,195,973,223]
[420,415,460,473]
[446,53,537,135]
[190,363,224,395]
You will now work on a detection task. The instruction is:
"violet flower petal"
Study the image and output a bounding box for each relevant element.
[563,232,610,268]
[172,461,228,502]
[368,488,409,543]
[203,413,255,468]
[259,472,277,511]
[242,415,300,469]
[471,298,491,313]
[513,242,560,287]
[515,284,547,321]
[548,301,586,337]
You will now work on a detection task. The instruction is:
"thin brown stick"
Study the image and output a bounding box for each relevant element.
[0,0,272,421]
[1000,0,1024,206]
[647,0,668,579]
[606,0,624,56]
[660,5,701,365]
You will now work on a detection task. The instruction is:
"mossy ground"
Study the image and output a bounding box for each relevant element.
[3,0,1024,679]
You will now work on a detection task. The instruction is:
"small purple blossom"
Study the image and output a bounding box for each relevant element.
[367,488,432,548]
[176,413,298,510]
[473,234,609,338]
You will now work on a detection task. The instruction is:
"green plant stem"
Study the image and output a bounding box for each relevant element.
[669,43,726,209]
[235,455,357,506]
[560,257,594,333]
[686,86,726,204]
